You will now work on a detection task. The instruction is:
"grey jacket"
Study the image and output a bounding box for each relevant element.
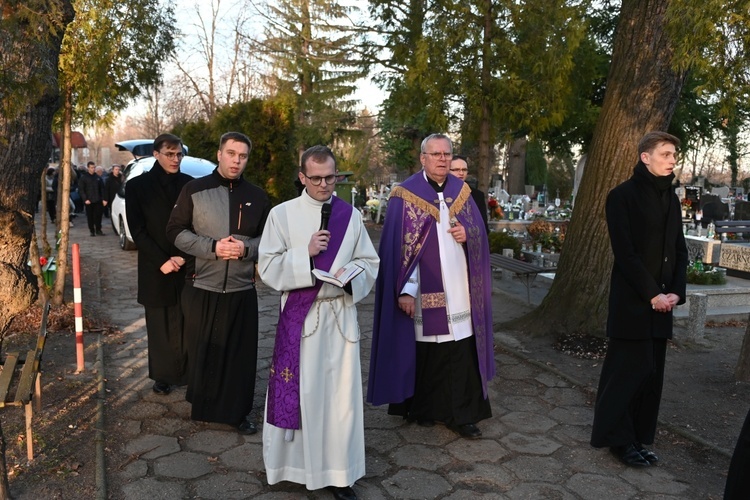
[166,169,271,293]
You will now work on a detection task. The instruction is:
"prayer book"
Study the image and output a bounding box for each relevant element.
[312,263,364,287]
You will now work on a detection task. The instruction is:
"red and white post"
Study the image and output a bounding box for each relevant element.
[72,243,84,372]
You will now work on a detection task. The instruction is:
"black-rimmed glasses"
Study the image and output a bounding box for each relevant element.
[302,173,337,186]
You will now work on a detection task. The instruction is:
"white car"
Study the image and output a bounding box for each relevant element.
[110,140,216,250]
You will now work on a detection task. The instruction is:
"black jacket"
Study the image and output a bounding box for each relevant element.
[105,173,122,204]
[79,172,104,203]
[126,161,193,307]
[605,162,688,340]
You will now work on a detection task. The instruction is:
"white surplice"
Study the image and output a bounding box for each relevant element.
[257,191,379,490]
[401,191,473,342]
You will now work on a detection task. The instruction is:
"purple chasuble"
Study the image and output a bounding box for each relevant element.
[267,197,352,429]
[367,172,495,405]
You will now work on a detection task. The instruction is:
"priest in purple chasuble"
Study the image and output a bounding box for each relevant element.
[258,146,379,500]
[368,133,494,439]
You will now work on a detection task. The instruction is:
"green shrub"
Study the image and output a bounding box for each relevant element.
[488,231,522,258]
[686,267,726,285]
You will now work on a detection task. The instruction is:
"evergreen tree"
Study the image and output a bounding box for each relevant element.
[255,0,366,158]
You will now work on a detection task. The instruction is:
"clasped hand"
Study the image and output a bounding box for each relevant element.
[308,230,330,257]
[216,236,245,260]
[651,293,679,313]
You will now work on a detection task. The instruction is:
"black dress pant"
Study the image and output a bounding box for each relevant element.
[590,337,667,448]
[85,201,103,233]
[725,406,750,499]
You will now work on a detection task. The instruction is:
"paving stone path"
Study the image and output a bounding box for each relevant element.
[64,216,727,499]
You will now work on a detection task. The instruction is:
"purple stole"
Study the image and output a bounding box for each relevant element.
[266,197,352,430]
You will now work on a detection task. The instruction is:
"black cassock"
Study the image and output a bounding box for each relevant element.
[182,284,259,425]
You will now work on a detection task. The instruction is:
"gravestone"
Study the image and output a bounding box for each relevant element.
[701,194,729,225]
[712,186,730,199]
[685,185,702,209]
[719,243,750,277]
[735,200,750,220]
[685,235,722,264]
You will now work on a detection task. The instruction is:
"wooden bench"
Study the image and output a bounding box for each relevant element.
[0,301,50,461]
[715,220,750,237]
[489,253,556,304]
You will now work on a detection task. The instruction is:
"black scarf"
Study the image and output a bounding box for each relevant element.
[152,160,182,202]
[634,161,674,214]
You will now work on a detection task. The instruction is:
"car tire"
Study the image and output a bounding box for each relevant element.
[119,217,137,251]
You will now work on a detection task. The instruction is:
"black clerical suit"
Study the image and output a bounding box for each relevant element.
[590,161,688,449]
[126,162,193,386]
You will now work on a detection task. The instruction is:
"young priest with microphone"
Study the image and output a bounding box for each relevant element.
[258,145,379,500]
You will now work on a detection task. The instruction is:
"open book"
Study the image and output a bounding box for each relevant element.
[312,263,364,288]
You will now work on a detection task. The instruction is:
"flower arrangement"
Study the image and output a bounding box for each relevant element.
[29,255,56,287]
[487,197,503,220]
[681,198,693,210]
[527,219,566,252]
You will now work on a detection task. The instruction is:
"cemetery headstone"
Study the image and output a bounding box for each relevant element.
[712,186,730,199]
[701,194,729,225]
[734,200,750,221]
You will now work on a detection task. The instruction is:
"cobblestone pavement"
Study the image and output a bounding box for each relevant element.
[66,216,728,499]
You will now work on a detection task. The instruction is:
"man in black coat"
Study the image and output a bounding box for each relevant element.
[590,131,688,467]
[79,161,106,236]
[450,155,489,234]
[104,164,123,218]
[125,134,193,395]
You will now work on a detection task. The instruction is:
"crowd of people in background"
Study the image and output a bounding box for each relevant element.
[41,161,125,227]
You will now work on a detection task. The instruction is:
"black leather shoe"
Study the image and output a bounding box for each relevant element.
[610,444,650,467]
[634,443,659,464]
[90,232,96,237]
[96,230,105,235]
[327,486,357,500]
[451,423,482,439]
[152,381,172,395]
[238,417,257,435]
[417,419,435,427]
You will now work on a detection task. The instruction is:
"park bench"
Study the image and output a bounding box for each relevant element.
[0,301,50,461]
[489,253,556,304]
[715,220,750,238]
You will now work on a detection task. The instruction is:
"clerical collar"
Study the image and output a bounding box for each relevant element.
[423,171,445,193]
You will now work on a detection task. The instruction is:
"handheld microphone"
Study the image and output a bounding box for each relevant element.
[320,203,332,231]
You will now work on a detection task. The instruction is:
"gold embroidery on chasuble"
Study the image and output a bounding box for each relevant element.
[280,367,294,383]
[391,186,439,270]
[421,292,447,309]
[449,183,472,221]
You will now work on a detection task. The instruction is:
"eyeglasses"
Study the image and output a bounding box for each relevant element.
[302,173,337,186]
[158,151,184,160]
[422,152,452,159]
[450,168,468,173]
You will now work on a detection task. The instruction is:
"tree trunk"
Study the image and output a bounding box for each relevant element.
[51,85,74,306]
[0,2,72,497]
[476,0,493,196]
[506,137,527,195]
[509,0,686,336]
